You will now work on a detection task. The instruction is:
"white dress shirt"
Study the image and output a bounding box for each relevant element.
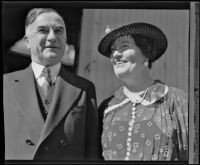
[31,61,61,87]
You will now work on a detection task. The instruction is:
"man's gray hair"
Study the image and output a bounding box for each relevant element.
[25,8,62,31]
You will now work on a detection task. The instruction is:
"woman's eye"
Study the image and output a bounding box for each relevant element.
[111,49,116,54]
[119,46,128,52]
[111,49,114,53]
[122,44,130,48]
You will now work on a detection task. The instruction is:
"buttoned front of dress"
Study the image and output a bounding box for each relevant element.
[101,81,188,161]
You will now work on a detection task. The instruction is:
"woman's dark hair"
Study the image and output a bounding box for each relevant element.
[132,35,157,69]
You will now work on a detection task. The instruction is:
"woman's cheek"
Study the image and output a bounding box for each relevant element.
[123,49,136,61]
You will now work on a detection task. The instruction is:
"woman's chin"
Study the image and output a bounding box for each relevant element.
[114,71,130,79]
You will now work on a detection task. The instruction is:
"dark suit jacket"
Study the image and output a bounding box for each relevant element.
[3,64,101,161]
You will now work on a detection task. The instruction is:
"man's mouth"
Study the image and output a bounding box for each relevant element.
[45,46,58,49]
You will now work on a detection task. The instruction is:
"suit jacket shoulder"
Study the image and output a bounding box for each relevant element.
[4,67,31,82]
[60,65,95,90]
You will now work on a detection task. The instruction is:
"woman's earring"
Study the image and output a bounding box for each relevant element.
[144,61,149,67]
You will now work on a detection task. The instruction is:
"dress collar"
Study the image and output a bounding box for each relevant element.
[108,80,169,108]
[123,86,149,103]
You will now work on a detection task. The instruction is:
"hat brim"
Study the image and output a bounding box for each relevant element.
[98,22,168,61]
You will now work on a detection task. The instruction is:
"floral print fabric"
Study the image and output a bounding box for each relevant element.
[100,81,188,161]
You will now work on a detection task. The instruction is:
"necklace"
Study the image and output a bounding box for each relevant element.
[132,87,149,104]
[123,86,149,103]
[124,87,149,160]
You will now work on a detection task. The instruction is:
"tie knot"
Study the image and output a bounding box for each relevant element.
[41,67,52,85]
[42,67,51,75]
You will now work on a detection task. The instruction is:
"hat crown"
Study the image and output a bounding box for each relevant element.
[98,22,168,62]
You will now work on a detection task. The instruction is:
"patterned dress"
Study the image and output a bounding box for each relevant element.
[99,81,188,161]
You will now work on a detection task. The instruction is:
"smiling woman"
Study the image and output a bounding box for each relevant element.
[97,22,188,161]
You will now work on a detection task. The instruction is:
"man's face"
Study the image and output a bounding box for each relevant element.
[25,12,67,66]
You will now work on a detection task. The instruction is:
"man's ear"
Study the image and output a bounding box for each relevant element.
[23,35,30,49]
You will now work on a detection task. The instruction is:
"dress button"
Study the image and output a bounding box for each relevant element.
[45,99,49,105]
[128,132,132,136]
[60,139,66,146]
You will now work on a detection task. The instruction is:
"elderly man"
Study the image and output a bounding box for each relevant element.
[3,8,101,160]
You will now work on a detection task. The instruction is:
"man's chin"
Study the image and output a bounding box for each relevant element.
[44,52,58,58]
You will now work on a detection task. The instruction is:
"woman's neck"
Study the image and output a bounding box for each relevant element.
[123,70,154,93]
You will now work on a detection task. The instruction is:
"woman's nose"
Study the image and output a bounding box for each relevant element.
[113,50,122,60]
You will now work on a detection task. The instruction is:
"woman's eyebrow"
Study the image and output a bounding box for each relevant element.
[119,40,132,44]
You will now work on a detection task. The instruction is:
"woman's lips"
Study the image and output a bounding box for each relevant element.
[115,60,128,65]
[45,47,57,49]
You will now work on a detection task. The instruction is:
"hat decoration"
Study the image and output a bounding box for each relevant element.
[105,25,112,34]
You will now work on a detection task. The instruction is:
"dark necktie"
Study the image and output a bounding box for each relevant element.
[40,67,52,96]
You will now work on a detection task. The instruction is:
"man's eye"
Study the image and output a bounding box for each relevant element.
[38,29,48,33]
[55,29,63,33]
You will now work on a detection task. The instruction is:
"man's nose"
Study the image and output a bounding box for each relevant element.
[47,30,56,42]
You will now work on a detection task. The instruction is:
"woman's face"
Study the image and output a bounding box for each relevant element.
[110,35,147,79]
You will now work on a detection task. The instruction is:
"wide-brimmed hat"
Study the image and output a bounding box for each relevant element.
[98,22,168,62]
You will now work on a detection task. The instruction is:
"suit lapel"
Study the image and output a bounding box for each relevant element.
[36,66,81,148]
[9,65,44,135]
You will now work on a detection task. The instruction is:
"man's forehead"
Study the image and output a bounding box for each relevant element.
[31,12,66,28]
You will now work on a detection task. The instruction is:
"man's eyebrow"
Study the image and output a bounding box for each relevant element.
[37,25,65,30]
[55,26,65,30]
[37,26,48,29]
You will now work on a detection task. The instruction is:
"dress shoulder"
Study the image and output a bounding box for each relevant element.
[98,96,114,116]
[168,87,187,99]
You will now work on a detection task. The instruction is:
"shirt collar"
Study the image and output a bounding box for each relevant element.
[31,61,61,81]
